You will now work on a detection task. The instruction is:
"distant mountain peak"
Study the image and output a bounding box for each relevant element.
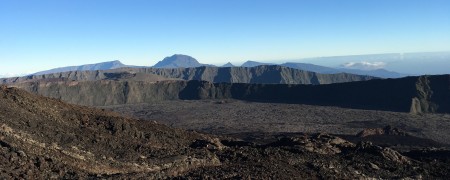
[221,62,235,67]
[336,68,408,78]
[32,60,129,75]
[241,61,275,67]
[110,60,123,63]
[153,54,203,68]
[97,60,125,66]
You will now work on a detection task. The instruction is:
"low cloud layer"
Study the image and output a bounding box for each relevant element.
[341,61,386,70]
[0,73,28,78]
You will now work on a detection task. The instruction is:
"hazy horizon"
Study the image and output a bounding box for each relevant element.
[1,0,449,77]
[1,50,450,78]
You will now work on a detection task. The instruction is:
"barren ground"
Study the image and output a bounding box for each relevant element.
[2,86,450,178]
[104,100,450,145]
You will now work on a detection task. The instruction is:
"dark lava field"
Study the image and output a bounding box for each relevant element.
[104,100,450,145]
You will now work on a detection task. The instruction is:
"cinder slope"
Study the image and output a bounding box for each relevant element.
[0,85,220,178]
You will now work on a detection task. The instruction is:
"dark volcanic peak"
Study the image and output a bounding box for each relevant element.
[33,60,129,75]
[153,54,203,68]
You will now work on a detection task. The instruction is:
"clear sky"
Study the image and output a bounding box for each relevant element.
[1,0,449,76]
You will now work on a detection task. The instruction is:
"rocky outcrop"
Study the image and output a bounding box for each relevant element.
[268,133,355,155]
[410,76,442,114]
[269,134,412,164]
[357,126,408,137]
[355,142,411,164]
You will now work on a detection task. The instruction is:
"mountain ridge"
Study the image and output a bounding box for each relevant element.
[16,52,450,79]
[32,60,132,75]
[1,65,377,85]
[251,61,407,78]
[6,74,450,114]
[241,60,275,67]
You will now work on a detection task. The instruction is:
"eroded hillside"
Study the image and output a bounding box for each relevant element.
[8,75,450,113]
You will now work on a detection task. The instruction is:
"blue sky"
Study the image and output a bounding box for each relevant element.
[1,0,449,76]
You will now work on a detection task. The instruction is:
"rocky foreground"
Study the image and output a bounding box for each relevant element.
[0,85,449,179]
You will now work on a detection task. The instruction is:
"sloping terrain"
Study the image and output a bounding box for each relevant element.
[1,70,178,84]
[0,85,220,178]
[8,75,450,113]
[1,65,376,85]
[32,60,131,75]
[0,85,449,179]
